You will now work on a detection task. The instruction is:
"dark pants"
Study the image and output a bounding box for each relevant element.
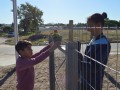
[79,70,104,90]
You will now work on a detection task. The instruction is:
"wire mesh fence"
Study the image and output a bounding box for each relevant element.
[53,25,120,90]
[72,26,120,90]
[54,48,66,90]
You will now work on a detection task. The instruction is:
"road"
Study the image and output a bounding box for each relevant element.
[0,44,46,66]
[0,37,120,66]
[0,37,15,66]
[0,37,46,66]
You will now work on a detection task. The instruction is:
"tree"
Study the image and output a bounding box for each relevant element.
[18,2,43,33]
[76,23,87,27]
[105,19,119,27]
[119,20,120,27]
[3,26,12,33]
[0,24,3,28]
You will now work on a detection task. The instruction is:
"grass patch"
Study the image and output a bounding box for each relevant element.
[0,32,8,37]
[5,32,48,45]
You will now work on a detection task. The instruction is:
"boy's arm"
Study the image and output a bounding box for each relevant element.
[31,42,54,58]
[16,42,60,71]
[16,49,50,71]
[31,44,51,58]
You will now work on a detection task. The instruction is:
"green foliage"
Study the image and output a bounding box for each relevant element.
[3,26,12,33]
[75,19,120,28]
[0,24,3,28]
[76,23,87,27]
[18,2,43,33]
[105,19,120,27]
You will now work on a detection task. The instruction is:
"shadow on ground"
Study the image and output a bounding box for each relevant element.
[104,71,120,89]
[0,67,16,86]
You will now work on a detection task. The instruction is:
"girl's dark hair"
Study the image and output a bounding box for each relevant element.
[87,12,107,26]
[15,40,32,54]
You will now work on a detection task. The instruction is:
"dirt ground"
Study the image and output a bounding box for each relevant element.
[0,58,50,90]
[0,54,120,90]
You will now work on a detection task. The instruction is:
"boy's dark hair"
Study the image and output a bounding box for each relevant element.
[87,12,107,26]
[15,40,32,54]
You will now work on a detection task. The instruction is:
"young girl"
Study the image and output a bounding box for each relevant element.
[15,40,60,90]
[80,12,111,90]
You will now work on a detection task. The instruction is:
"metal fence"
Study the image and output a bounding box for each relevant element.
[51,20,120,90]
[72,26,120,90]
[73,21,119,90]
[54,47,66,90]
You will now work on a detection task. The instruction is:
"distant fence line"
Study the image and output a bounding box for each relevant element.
[73,26,120,30]
[39,26,120,31]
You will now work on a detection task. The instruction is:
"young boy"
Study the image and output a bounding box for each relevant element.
[15,40,60,90]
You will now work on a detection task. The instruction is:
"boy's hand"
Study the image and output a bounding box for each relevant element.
[49,41,61,52]
[54,41,61,46]
[49,41,54,47]
[53,35,62,42]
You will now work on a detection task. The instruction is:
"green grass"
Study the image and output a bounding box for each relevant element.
[0,32,8,37]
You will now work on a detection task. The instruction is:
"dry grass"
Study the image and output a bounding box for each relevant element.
[41,29,120,43]
[4,29,120,45]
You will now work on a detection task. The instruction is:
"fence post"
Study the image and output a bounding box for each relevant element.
[68,20,73,41]
[66,42,78,90]
[49,35,55,90]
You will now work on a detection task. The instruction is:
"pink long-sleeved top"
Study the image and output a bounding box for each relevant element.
[16,45,50,90]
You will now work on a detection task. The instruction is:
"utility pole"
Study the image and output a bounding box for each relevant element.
[12,0,19,59]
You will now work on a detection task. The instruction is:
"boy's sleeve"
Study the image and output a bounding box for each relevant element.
[16,49,50,71]
[31,44,50,58]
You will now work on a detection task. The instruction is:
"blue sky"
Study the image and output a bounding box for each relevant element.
[0,0,120,24]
